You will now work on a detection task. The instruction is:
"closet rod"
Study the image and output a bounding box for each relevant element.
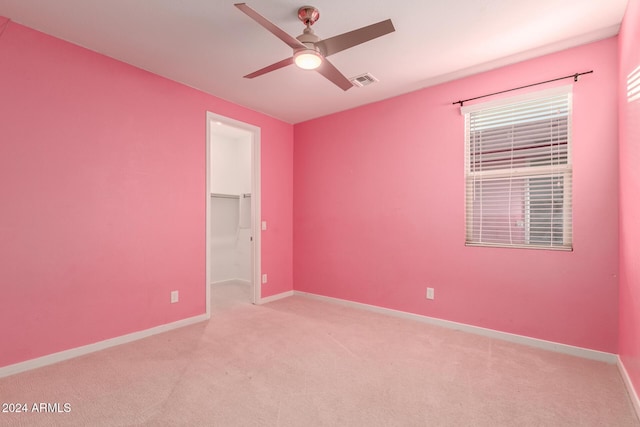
[452,70,593,106]
[211,193,239,199]
[243,193,251,198]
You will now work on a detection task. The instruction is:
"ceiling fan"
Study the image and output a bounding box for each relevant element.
[234,3,395,91]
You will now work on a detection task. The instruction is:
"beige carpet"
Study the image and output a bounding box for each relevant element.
[0,280,638,426]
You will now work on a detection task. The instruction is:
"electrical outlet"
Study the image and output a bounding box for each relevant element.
[426,287,435,300]
[171,290,179,303]
[262,274,268,284]
[261,221,267,231]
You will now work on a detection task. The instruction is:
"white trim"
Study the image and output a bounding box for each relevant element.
[294,291,617,363]
[460,84,573,114]
[258,290,294,305]
[618,356,640,421]
[0,314,208,379]
[205,112,261,313]
[251,125,262,305]
[205,115,212,318]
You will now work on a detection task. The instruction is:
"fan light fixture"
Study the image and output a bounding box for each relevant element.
[294,49,322,70]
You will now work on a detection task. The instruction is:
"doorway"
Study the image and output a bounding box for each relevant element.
[206,112,261,315]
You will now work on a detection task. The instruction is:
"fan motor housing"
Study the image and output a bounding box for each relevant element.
[296,27,320,45]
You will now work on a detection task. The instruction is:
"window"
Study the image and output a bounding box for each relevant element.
[463,86,572,250]
[628,65,640,103]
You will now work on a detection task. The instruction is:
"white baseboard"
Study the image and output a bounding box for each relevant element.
[294,291,617,364]
[0,313,209,379]
[258,290,294,305]
[618,356,640,421]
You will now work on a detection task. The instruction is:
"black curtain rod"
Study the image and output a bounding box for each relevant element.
[452,70,593,106]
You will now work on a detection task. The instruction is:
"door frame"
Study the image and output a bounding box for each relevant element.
[205,112,261,316]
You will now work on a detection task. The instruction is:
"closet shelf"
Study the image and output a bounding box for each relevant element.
[211,193,251,199]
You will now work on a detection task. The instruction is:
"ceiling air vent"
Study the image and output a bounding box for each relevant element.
[350,73,378,87]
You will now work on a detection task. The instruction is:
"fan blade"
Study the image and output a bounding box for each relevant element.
[316,58,353,91]
[316,19,395,57]
[235,3,306,50]
[244,57,294,79]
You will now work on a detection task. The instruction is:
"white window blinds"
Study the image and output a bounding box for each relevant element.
[463,86,573,250]
[628,65,640,103]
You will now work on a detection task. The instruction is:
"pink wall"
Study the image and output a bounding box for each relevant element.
[0,20,293,367]
[618,0,640,399]
[260,125,295,299]
[294,38,619,352]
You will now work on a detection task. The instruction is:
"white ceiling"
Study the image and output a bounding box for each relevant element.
[0,0,629,124]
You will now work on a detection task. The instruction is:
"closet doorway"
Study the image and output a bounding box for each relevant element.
[205,112,261,315]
